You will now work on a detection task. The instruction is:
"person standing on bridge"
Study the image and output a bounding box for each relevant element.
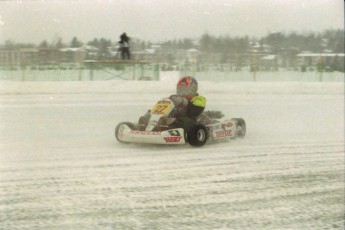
[119,32,131,60]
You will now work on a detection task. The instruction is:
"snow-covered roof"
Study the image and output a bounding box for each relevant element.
[150,44,161,49]
[83,46,99,51]
[187,48,199,53]
[250,42,271,49]
[297,53,345,57]
[145,49,156,54]
[60,46,99,52]
[60,47,83,52]
[261,55,276,60]
[132,49,156,54]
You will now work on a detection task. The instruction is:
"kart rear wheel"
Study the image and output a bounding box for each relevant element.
[232,118,246,137]
[187,124,208,147]
[115,122,135,143]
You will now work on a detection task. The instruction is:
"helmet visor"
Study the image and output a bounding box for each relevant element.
[176,77,198,97]
[177,86,196,97]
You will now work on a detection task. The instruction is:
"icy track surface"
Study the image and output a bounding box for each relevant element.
[0,78,344,229]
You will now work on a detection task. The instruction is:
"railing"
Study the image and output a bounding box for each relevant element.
[0,61,160,81]
[179,64,344,82]
[0,63,343,82]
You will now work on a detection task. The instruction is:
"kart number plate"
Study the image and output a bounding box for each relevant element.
[151,101,173,115]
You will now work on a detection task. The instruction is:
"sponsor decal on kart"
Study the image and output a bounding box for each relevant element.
[168,130,180,136]
[164,136,182,142]
[222,122,233,128]
[215,130,232,137]
[129,130,162,135]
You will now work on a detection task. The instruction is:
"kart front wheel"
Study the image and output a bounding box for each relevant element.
[187,124,208,147]
[115,122,135,143]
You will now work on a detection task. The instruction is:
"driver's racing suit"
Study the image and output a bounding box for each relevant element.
[169,94,206,132]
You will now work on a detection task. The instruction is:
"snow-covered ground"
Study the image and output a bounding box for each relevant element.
[0,73,344,229]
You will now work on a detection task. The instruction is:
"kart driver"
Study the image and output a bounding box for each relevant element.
[168,76,206,131]
[138,76,206,132]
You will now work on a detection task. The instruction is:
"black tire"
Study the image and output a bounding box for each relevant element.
[233,118,246,137]
[115,122,135,143]
[186,124,208,147]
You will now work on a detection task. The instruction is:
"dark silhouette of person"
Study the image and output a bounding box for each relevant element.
[119,33,130,60]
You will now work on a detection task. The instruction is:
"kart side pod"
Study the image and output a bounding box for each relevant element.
[115,122,209,147]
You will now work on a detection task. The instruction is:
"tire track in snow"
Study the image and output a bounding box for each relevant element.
[1,141,343,229]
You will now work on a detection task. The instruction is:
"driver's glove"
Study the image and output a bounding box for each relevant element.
[169,95,188,107]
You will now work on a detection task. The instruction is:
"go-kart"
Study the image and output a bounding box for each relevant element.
[115,97,246,147]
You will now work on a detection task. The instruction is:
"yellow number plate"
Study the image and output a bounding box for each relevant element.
[151,101,172,115]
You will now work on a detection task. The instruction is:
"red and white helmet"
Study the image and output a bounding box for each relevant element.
[176,76,198,99]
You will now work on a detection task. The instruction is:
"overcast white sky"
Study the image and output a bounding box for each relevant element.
[0,0,343,45]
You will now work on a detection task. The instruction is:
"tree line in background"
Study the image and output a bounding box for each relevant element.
[161,29,344,54]
[2,29,344,57]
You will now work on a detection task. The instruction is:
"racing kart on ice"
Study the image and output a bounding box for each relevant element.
[115,97,246,147]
